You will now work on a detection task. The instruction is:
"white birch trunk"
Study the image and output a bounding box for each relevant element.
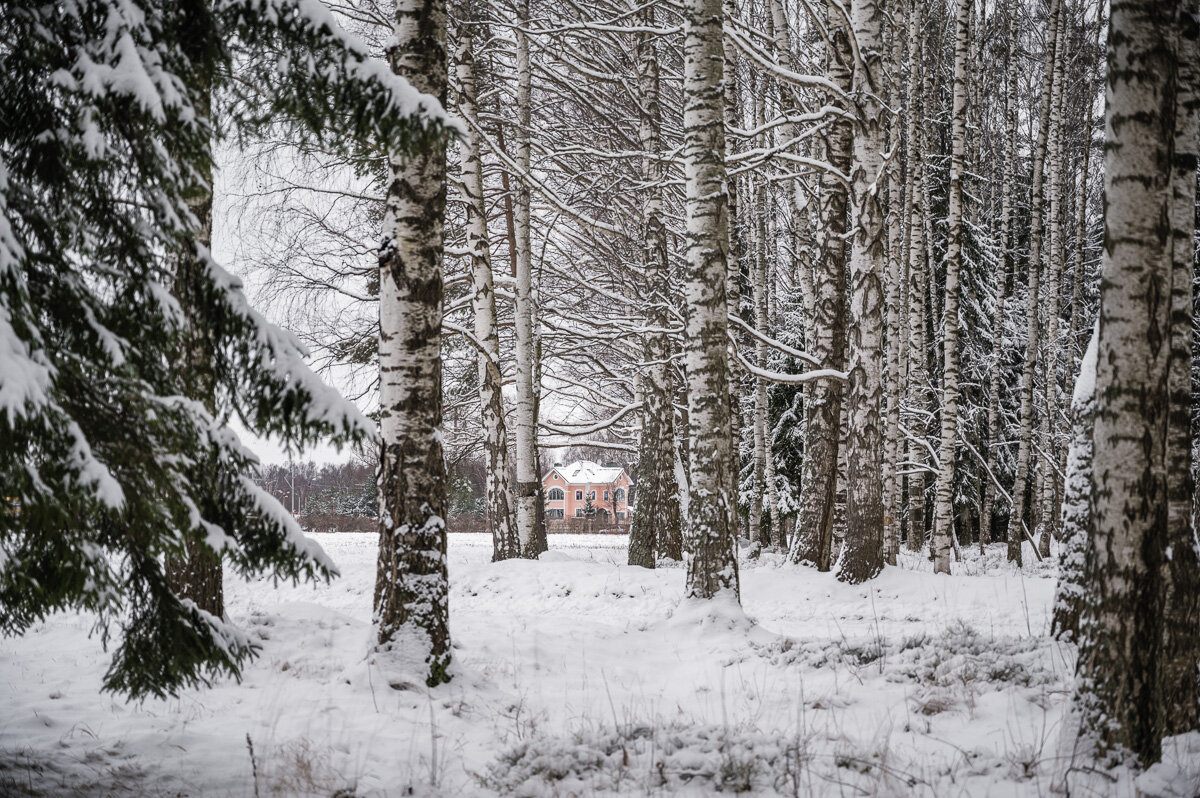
[374,0,451,687]
[1065,0,1181,767]
[1036,0,1068,559]
[511,0,544,558]
[682,0,739,600]
[629,3,682,566]
[452,9,519,563]
[1162,6,1200,737]
[837,0,887,583]
[1005,0,1060,565]
[930,0,971,576]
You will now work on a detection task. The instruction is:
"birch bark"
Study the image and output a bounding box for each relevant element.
[980,0,1018,551]
[837,0,887,583]
[903,0,928,553]
[1161,5,1200,737]
[1067,0,1180,765]
[452,6,519,562]
[682,0,739,600]
[790,0,851,570]
[930,0,971,576]
[629,5,682,567]
[1005,0,1060,565]
[512,0,545,558]
[1036,0,1068,559]
[374,0,451,687]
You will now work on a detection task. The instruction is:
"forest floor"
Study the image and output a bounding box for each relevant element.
[2,534,1198,797]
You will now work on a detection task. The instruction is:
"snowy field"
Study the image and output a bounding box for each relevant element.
[0,534,1189,797]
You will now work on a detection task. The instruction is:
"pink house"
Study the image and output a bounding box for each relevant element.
[543,460,633,522]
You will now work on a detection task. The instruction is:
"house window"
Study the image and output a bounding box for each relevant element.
[589,491,596,500]
[603,490,610,501]
[614,488,625,503]
[548,487,564,501]
[575,490,583,500]
[575,508,584,517]
[547,509,564,519]
[617,512,625,519]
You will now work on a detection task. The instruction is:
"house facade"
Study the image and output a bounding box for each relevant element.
[542,460,633,521]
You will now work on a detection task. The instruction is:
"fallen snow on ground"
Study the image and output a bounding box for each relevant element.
[0,536,1191,797]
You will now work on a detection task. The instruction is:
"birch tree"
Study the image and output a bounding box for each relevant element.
[930,0,972,575]
[374,0,452,687]
[790,0,851,571]
[451,1,520,562]
[1161,4,1200,736]
[838,0,887,583]
[1005,0,1061,565]
[1064,0,1185,766]
[629,4,682,568]
[682,0,739,601]
[511,0,546,559]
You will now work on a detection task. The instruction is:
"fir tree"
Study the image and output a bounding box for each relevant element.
[0,0,451,698]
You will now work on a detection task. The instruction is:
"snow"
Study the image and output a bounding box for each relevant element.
[550,459,627,485]
[0,304,52,424]
[2,535,1194,797]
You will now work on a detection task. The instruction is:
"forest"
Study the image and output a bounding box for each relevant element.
[1,0,1198,794]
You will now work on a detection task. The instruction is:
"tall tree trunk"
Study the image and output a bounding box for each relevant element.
[1066,0,1180,766]
[1036,0,1068,559]
[682,0,739,601]
[452,4,519,563]
[790,0,851,570]
[750,179,770,554]
[512,0,545,558]
[722,0,745,534]
[881,5,905,567]
[930,0,971,576]
[1162,5,1200,737]
[374,0,451,688]
[629,4,682,568]
[904,0,928,553]
[1005,0,1061,565]
[980,0,1018,551]
[837,0,887,584]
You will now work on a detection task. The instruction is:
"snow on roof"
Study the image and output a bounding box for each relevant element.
[546,460,629,486]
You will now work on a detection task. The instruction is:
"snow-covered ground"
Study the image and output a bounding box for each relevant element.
[0,535,1193,796]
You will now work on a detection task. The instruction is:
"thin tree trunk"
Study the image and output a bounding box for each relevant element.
[1066,0,1180,766]
[837,0,887,584]
[881,6,905,568]
[980,0,1018,552]
[750,179,770,555]
[374,0,451,688]
[904,0,928,553]
[1005,0,1061,565]
[790,0,851,570]
[682,0,739,601]
[1036,0,1068,559]
[629,4,681,568]
[930,0,971,576]
[722,0,744,535]
[452,5,519,562]
[512,0,544,558]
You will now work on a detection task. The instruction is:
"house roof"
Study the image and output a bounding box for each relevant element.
[545,460,631,486]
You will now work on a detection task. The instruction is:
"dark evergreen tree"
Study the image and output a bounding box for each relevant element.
[0,0,450,698]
